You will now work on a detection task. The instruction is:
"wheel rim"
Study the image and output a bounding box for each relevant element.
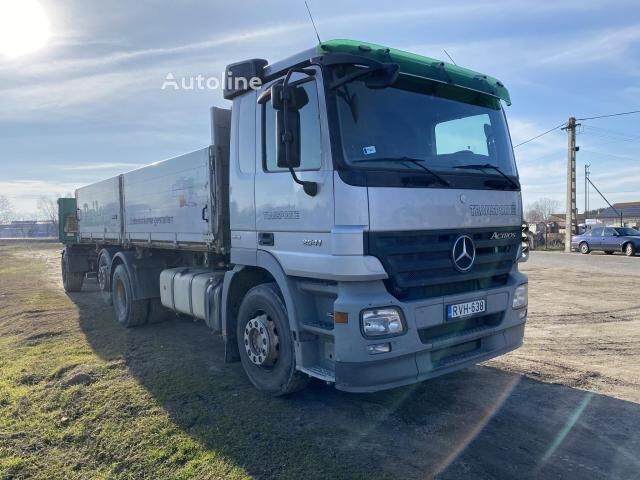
[243,313,279,368]
[113,278,127,319]
[98,255,109,291]
[581,244,587,253]
[627,245,632,255]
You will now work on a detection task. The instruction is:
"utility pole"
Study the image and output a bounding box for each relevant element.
[562,117,580,252]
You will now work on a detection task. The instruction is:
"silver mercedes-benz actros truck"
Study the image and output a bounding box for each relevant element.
[58,39,529,395]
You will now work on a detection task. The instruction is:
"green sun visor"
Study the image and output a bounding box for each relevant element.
[317,39,511,106]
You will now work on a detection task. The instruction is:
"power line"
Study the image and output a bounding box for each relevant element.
[577,109,640,121]
[582,125,639,139]
[513,122,566,148]
[515,110,640,149]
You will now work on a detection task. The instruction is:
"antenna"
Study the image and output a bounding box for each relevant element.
[304,1,322,45]
[443,49,456,65]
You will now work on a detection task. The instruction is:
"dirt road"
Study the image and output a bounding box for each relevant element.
[0,244,638,479]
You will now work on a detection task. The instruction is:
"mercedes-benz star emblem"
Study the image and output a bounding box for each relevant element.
[452,235,476,272]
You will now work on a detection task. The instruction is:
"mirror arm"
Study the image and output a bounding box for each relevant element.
[288,167,318,196]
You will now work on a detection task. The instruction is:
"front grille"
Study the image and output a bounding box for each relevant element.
[365,227,519,300]
[418,312,504,344]
[431,339,482,366]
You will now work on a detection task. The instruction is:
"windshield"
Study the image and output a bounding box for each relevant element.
[334,76,517,183]
[615,227,640,236]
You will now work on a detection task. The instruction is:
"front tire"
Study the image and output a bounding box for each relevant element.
[625,243,636,257]
[236,283,308,396]
[112,264,148,328]
[61,254,84,292]
[580,242,590,254]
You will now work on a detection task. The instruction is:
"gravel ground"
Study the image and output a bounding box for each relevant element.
[1,244,638,479]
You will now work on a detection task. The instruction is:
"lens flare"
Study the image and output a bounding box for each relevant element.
[0,0,50,58]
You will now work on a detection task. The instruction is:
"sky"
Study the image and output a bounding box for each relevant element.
[0,0,639,218]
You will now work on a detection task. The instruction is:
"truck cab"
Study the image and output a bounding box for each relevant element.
[224,39,528,392]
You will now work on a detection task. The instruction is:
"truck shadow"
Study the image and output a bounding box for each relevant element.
[71,285,640,480]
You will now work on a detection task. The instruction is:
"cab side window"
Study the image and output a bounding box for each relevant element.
[263,80,322,172]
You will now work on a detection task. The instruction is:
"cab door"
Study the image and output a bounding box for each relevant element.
[254,67,334,262]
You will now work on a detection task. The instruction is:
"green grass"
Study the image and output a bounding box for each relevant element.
[0,245,392,480]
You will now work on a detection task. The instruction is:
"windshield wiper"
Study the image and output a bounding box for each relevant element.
[454,163,519,189]
[353,157,450,186]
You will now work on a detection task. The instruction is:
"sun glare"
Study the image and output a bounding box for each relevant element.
[0,0,50,58]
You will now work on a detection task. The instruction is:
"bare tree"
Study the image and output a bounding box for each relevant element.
[37,193,72,228]
[525,198,560,222]
[37,196,58,227]
[0,195,14,224]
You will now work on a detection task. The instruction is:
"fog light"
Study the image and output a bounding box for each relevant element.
[367,343,391,355]
[518,308,527,320]
[513,284,528,310]
[361,308,405,338]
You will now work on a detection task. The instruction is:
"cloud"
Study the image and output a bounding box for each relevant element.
[0,180,80,212]
[60,162,144,171]
[538,24,640,67]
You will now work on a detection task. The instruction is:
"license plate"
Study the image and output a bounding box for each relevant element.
[447,299,486,320]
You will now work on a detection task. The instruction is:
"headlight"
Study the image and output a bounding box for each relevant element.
[361,308,405,338]
[512,284,528,309]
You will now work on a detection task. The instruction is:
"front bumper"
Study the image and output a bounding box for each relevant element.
[332,271,528,392]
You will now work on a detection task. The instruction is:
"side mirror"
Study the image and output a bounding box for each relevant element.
[269,69,318,196]
[271,83,310,110]
[276,108,301,169]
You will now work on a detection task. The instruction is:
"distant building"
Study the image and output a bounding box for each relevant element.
[545,213,589,228]
[597,202,640,228]
[0,220,56,238]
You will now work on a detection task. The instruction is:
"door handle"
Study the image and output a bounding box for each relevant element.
[258,232,274,246]
[202,205,209,222]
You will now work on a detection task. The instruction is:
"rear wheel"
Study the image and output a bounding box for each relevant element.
[61,254,84,292]
[112,264,148,328]
[579,242,590,254]
[236,283,308,396]
[625,243,636,257]
[97,250,113,305]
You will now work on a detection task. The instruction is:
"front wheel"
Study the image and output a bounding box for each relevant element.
[580,242,590,254]
[236,283,308,396]
[625,243,636,257]
[112,264,148,328]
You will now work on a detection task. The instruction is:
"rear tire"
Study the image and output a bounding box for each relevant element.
[236,283,309,396]
[112,264,148,328]
[97,250,113,305]
[625,243,636,257]
[61,254,84,292]
[579,242,590,254]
